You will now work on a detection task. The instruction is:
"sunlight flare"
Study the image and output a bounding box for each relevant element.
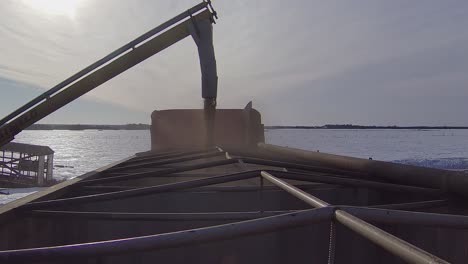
[22,0,84,19]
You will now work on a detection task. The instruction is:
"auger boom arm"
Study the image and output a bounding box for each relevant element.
[0,2,217,147]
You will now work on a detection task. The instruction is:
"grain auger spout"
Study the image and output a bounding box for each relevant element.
[187,7,218,147]
[0,1,218,147]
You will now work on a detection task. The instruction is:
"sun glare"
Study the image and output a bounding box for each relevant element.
[23,0,83,19]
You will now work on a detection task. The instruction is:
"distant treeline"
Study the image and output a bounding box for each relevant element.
[266,124,468,129]
[24,123,468,131]
[26,124,150,130]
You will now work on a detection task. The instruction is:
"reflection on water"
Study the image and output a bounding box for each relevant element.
[11,129,468,181]
[0,187,45,205]
[14,130,150,180]
[265,129,468,170]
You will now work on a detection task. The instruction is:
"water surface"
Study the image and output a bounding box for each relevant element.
[12,129,468,180]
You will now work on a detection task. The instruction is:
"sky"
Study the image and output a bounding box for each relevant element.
[0,0,468,126]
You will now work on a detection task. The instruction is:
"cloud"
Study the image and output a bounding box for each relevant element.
[0,77,148,124]
[1,0,468,125]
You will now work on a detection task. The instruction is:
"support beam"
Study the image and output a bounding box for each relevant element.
[79,158,238,185]
[105,151,223,172]
[37,156,45,186]
[242,157,366,178]
[370,199,449,210]
[0,208,333,263]
[261,171,329,208]
[28,210,296,221]
[260,171,448,264]
[46,154,53,182]
[341,206,468,229]
[80,182,334,193]
[267,170,442,195]
[21,170,260,209]
[118,149,213,166]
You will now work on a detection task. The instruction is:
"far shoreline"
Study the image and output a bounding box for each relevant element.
[265,125,468,130]
[23,124,468,131]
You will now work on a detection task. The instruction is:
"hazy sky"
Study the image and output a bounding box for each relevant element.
[1,0,467,125]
